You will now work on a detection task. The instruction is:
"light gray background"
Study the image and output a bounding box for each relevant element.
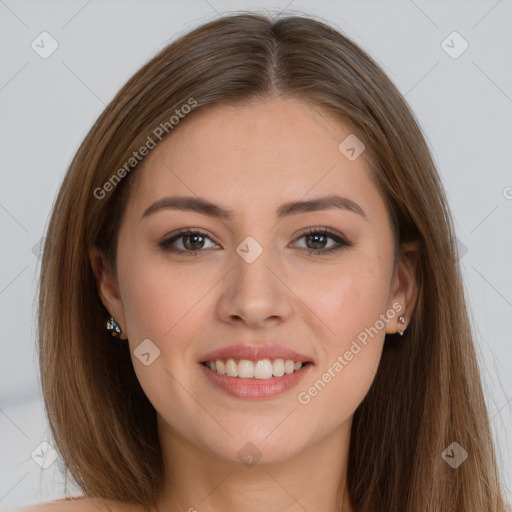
[1,0,511,508]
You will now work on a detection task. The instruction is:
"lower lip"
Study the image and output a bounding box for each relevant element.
[199,363,312,399]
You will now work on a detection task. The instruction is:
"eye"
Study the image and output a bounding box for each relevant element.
[291,228,351,255]
[159,229,219,254]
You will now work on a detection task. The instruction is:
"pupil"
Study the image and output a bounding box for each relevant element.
[308,234,326,249]
[185,234,203,250]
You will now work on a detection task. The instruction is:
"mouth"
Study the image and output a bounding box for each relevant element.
[199,346,314,399]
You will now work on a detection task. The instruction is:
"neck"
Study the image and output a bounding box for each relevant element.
[151,416,354,512]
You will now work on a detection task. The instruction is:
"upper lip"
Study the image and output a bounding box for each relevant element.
[200,345,313,363]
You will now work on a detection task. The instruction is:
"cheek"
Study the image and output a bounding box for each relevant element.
[304,252,392,346]
[116,252,213,428]
[117,248,217,399]
[119,248,210,342]
[293,253,391,413]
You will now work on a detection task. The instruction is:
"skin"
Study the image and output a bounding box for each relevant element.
[85,97,418,512]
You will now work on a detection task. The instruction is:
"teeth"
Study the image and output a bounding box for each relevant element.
[225,358,238,377]
[204,358,306,379]
[272,358,285,377]
[238,359,255,378]
[254,359,273,379]
[216,360,225,375]
[284,360,295,374]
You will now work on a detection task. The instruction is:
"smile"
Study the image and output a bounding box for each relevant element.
[202,358,308,379]
[199,351,313,399]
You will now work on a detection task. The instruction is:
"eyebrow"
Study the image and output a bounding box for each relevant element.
[140,194,367,221]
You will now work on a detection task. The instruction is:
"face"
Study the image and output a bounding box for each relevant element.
[92,97,415,466]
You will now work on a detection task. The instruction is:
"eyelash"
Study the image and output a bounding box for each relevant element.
[158,227,351,256]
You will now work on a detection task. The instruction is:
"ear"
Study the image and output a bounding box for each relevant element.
[386,240,419,335]
[89,246,128,340]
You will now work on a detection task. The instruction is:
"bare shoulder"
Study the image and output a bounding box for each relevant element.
[11,498,145,512]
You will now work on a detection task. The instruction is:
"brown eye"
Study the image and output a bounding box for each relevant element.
[182,233,206,250]
[159,230,219,254]
[292,228,351,255]
[304,232,330,250]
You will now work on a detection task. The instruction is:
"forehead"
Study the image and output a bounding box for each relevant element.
[125,97,381,217]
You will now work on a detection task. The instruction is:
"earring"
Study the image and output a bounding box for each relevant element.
[397,315,406,336]
[106,316,122,337]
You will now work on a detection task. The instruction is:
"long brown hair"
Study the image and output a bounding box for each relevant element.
[38,12,506,511]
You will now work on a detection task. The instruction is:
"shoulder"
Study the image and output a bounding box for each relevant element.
[10,497,145,512]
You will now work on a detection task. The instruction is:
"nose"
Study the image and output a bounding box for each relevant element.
[215,246,293,329]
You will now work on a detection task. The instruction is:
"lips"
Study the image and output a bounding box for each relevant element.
[199,345,314,399]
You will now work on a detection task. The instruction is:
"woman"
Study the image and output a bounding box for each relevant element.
[24,12,507,512]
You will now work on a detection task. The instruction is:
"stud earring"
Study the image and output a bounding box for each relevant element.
[397,315,406,336]
[106,316,122,337]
